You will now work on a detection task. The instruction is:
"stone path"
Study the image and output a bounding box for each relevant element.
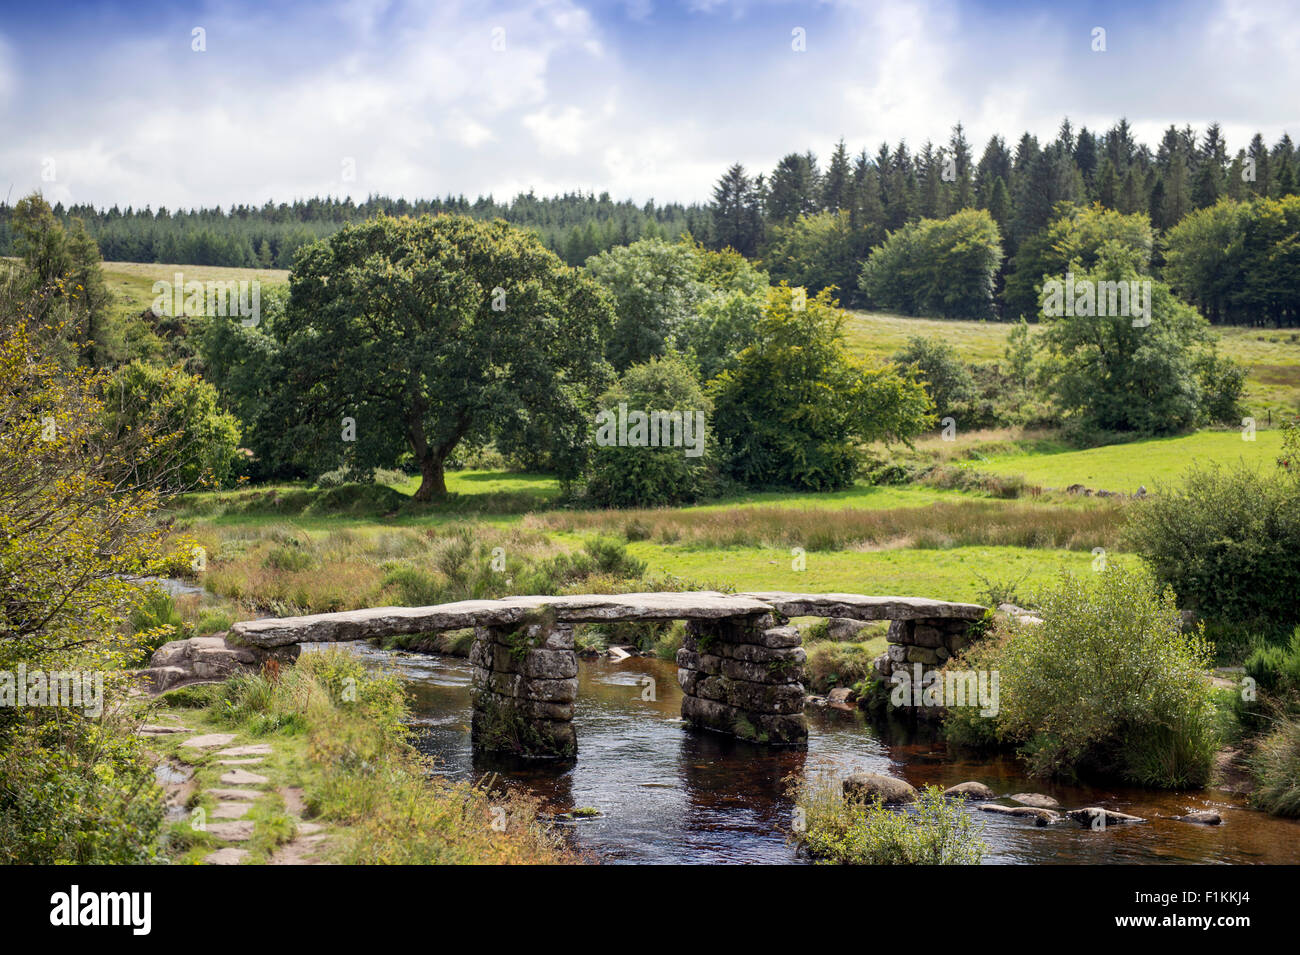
[156,730,332,866]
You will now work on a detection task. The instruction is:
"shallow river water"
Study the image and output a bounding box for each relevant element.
[310,643,1300,865]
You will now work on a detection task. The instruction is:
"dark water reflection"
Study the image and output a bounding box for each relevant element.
[308,643,1300,865]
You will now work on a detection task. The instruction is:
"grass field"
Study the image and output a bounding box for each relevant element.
[844,308,1300,415]
[969,428,1283,491]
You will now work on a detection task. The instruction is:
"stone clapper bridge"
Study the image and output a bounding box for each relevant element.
[225,591,987,758]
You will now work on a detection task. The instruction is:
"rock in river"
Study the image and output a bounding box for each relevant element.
[843,772,917,804]
[1067,807,1146,828]
[944,781,996,799]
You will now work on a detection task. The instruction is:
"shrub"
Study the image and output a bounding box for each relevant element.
[711,286,933,490]
[1250,717,1300,816]
[804,641,880,694]
[890,336,977,423]
[581,353,718,508]
[1126,463,1300,645]
[995,565,1219,786]
[791,775,985,865]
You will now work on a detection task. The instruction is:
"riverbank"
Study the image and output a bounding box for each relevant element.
[142,648,580,865]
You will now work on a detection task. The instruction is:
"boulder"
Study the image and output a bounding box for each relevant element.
[1172,810,1222,825]
[1008,792,1060,809]
[944,781,996,799]
[827,687,854,704]
[1067,807,1146,828]
[842,772,917,804]
[977,803,1060,826]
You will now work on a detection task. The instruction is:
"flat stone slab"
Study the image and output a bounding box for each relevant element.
[230,592,777,647]
[205,821,255,841]
[180,733,237,749]
[740,592,987,622]
[204,848,249,865]
[214,744,273,757]
[212,801,251,819]
[216,758,264,766]
[219,769,269,786]
[206,788,262,801]
[137,724,189,736]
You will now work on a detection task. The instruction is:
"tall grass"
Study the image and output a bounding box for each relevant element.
[529,498,1124,552]
[203,649,575,863]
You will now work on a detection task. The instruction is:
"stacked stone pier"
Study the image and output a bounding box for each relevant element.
[677,614,808,746]
[219,590,987,759]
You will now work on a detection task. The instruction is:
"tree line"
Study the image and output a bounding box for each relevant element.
[0,192,710,269]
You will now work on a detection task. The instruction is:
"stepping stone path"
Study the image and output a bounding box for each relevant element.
[216,758,264,765]
[212,801,251,819]
[205,821,256,841]
[206,788,262,800]
[220,768,269,786]
[215,744,273,757]
[138,724,189,736]
[181,733,237,750]
[203,848,249,865]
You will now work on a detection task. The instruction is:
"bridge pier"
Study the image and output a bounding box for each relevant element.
[469,611,579,758]
[676,613,808,746]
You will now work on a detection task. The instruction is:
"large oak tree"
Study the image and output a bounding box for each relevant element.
[281,215,615,500]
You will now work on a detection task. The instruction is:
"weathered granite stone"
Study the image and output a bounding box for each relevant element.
[842,772,917,804]
[1172,810,1222,825]
[944,781,996,799]
[977,803,1060,825]
[1009,793,1061,809]
[1067,807,1146,827]
[679,694,807,745]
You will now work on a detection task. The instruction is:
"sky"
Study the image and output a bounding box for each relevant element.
[0,0,1296,210]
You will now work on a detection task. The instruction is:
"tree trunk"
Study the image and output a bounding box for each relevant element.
[413,453,447,502]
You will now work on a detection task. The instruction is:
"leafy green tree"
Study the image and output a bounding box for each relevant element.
[711,287,933,490]
[859,208,1003,319]
[1,279,179,863]
[890,336,977,421]
[587,237,767,377]
[763,210,869,306]
[585,238,705,370]
[1039,249,1237,435]
[10,193,115,366]
[197,285,301,479]
[104,360,242,489]
[581,353,717,508]
[1003,202,1153,320]
[280,214,615,500]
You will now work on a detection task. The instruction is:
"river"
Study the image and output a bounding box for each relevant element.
[307,643,1300,865]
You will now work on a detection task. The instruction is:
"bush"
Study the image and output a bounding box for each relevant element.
[710,286,933,490]
[0,712,163,864]
[995,565,1219,786]
[891,336,977,422]
[1250,717,1300,816]
[791,775,985,865]
[1126,463,1300,645]
[581,353,718,508]
[1244,629,1300,698]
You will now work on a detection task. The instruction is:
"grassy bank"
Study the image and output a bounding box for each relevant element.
[149,649,577,864]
